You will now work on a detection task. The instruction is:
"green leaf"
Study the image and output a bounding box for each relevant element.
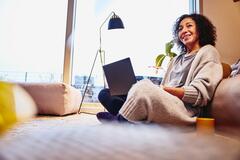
[169,52,177,58]
[155,54,166,67]
[154,40,177,68]
[165,40,174,55]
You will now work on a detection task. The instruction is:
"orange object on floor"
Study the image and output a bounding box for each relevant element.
[196,118,215,135]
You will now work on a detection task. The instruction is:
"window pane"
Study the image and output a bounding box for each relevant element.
[72,0,190,102]
[0,0,68,82]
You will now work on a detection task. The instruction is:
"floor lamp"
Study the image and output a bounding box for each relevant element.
[78,11,124,114]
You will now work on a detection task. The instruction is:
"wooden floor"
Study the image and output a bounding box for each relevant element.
[80,102,105,114]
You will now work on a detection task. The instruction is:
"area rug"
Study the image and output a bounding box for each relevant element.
[0,114,240,160]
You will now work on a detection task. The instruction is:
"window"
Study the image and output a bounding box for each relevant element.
[0,0,68,82]
[0,0,197,103]
[72,0,194,102]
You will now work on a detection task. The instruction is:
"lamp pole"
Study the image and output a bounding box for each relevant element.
[98,12,116,88]
[77,11,124,114]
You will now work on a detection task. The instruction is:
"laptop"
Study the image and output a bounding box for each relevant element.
[103,57,137,96]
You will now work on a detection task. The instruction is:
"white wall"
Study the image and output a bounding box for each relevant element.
[201,0,240,64]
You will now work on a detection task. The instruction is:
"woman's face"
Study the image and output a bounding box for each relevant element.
[178,17,200,52]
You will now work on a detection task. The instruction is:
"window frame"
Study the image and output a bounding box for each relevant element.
[63,0,200,85]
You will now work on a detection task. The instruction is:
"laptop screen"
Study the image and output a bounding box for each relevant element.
[103,57,137,96]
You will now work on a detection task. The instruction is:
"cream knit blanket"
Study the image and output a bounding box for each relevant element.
[119,79,196,125]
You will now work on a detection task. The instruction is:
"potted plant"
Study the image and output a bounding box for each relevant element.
[155,40,177,73]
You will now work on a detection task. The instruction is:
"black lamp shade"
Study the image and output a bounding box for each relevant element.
[108,14,124,30]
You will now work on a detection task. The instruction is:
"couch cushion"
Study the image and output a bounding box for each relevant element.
[19,83,82,116]
[211,75,240,130]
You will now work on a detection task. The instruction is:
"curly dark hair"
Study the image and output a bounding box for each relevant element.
[173,13,216,53]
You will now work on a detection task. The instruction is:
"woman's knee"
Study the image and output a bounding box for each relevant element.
[98,88,111,102]
[129,79,154,96]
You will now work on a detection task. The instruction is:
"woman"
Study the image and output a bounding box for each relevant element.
[97,13,223,125]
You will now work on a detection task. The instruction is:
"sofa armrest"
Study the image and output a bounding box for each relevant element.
[211,75,240,134]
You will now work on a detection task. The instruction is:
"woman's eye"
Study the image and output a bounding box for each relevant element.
[178,27,183,31]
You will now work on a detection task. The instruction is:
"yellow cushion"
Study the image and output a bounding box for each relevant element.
[0,81,36,134]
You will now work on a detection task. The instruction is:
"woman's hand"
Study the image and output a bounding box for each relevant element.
[162,86,184,99]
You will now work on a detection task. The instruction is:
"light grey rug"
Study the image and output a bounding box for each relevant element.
[0,114,240,160]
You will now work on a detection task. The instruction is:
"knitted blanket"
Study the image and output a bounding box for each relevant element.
[120,79,196,125]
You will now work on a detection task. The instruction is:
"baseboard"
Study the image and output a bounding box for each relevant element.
[80,102,105,114]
